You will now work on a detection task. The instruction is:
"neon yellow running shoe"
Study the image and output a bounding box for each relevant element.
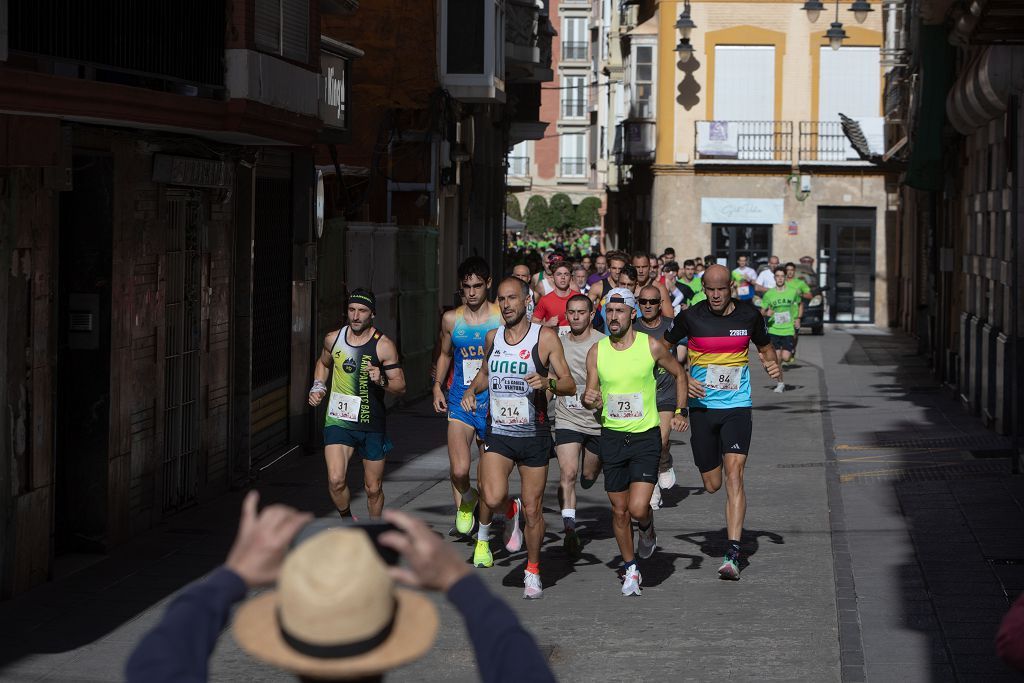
[455,488,479,535]
[473,539,493,568]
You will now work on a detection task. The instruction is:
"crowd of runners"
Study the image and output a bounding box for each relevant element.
[308,244,821,599]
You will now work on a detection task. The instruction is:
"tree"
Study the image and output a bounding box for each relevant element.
[575,196,601,230]
[549,193,574,232]
[523,195,550,235]
[505,193,522,221]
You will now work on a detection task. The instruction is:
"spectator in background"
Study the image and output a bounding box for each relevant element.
[799,255,815,271]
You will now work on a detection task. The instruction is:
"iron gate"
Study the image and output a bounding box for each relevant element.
[162,193,203,511]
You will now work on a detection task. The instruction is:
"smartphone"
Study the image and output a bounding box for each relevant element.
[291,518,401,566]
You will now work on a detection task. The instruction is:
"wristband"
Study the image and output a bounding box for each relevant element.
[311,380,327,394]
[674,407,688,416]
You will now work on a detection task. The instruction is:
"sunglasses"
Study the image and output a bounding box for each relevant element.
[637,298,661,305]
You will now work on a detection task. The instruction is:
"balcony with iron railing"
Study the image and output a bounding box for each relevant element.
[508,156,531,176]
[616,120,655,165]
[561,41,588,62]
[798,121,876,164]
[560,157,588,178]
[561,97,587,120]
[694,121,793,163]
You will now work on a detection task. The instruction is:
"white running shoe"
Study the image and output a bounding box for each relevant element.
[621,566,642,596]
[773,382,785,394]
[658,467,677,490]
[649,485,662,510]
[637,522,657,560]
[504,498,523,553]
[523,571,543,599]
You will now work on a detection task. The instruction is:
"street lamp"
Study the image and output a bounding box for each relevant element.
[824,0,847,50]
[849,0,873,23]
[674,1,697,63]
[801,0,825,23]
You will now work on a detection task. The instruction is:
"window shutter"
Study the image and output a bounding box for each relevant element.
[712,46,775,121]
[255,0,280,53]
[282,0,309,62]
[818,47,880,120]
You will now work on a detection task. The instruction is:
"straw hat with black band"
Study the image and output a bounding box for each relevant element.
[233,528,438,680]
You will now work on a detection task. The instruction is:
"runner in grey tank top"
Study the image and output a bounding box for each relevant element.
[553,294,606,559]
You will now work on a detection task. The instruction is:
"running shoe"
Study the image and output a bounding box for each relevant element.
[649,485,662,510]
[563,528,583,560]
[637,522,657,560]
[455,488,478,535]
[658,467,677,490]
[718,553,741,580]
[621,566,642,596]
[504,498,523,553]
[473,540,493,568]
[773,382,785,394]
[523,571,543,599]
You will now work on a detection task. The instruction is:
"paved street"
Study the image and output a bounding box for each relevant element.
[0,327,1020,682]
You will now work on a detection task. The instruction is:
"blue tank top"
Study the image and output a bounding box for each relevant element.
[448,303,502,400]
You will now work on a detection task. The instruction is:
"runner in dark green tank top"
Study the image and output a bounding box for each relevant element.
[583,288,689,597]
[308,289,406,519]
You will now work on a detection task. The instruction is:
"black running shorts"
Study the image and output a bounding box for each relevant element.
[599,426,660,492]
[554,428,602,457]
[688,407,752,473]
[484,432,552,468]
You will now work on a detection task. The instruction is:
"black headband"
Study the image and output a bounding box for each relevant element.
[348,292,375,313]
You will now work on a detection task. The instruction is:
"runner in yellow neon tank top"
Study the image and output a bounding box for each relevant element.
[583,287,689,597]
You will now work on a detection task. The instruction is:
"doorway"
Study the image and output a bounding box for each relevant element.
[711,224,773,266]
[817,207,876,322]
[56,154,113,554]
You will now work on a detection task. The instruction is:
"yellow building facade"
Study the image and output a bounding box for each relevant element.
[649,0,892,324]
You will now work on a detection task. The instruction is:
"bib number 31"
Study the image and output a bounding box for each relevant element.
[328,392,362,421]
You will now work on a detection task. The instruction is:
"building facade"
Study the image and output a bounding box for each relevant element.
[0,0,359,597]
[885,0,1024,441]
[617,0,892,325]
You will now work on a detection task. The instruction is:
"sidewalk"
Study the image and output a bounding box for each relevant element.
[0,327,1018,681]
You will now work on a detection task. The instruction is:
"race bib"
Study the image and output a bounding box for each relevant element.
[774,310,792,325]
[704,365,741,392]
[563,392,586,410]
[737,285,751,297]
[608,392,644,420]
[492,396,530,426]
[558,325,571,337]
[461,358,482,386]
[327,392,362,421]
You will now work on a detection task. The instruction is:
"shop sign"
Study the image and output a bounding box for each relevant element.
[701,198,783,225]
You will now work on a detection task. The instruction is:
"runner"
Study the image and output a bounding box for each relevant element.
[553,294,605,559]
[308,289,406,519]
[587,253,608,286]
[631,251,675,318]
[533,253,560,296]
[587,251,628,305]
[664,265,782,580]
[571,263,590,295]
[635,285,680,510]
[760,266,802,385]
[662,261,695,315]
[785,261,812,357]
[532,261,579,335]
[512,261,538,320]
[731,255,758,304]
[678,259,702,298]
[432,257,502,535]
[583,288,688,596]
[755,255,781,294]
[462,277,576,599]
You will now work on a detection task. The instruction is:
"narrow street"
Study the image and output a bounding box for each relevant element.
[0,327,1018,682]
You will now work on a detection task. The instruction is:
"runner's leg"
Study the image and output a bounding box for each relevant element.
[518,462,549,566]
[324,444,355,515]
[362,457,386,518]
[555,443,580,515]
[628,481,656,527]
[657,411,672,474]
[723,452,747,542]
[447,418,477,506]
[608,490,633,563]
[478,450,514,528]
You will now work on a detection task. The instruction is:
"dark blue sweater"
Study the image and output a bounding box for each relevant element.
[125,567,556,682]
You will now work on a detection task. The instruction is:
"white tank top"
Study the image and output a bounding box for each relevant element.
[488,323,549,437]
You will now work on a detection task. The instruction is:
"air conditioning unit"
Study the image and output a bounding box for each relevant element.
[439,0,507,103]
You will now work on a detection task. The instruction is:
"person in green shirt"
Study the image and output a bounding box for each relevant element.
[760,268,803,390]
[784,262,812,302]
[678,259,702,295]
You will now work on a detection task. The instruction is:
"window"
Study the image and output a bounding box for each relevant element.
[439,0,506,102]
[255,0,309,62]
[631,44,655,119]
[818,47,881,159]
[561,17,587,61]
[508,141,530,176]
[561,76,587,119]
[712,46,775,121]
[560,132,587,177]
